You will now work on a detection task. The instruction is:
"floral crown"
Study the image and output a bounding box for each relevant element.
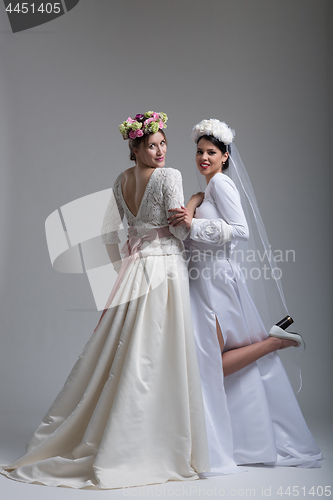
[191,119,235,146]
[119,111,168,140]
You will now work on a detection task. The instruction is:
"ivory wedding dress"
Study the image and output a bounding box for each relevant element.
[0,167,210,489]
[187,172,322,473]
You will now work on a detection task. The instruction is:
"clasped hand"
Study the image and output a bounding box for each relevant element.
[168,206,192,229]
[168,192,204,229]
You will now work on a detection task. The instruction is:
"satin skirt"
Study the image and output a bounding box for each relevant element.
[1,254,210,489]
[188,257,322,471]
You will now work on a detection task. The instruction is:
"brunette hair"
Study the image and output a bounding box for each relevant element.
[197,135,230,170]
[129,130,167,162]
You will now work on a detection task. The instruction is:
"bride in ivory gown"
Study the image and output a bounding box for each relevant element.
[0,112,210,489]
[168,119,322,474]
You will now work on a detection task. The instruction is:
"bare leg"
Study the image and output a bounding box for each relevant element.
[215,317,297,377]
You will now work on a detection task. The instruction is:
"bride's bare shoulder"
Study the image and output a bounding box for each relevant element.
[121,166,135,185]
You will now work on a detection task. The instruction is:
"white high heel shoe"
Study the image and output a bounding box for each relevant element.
[269,316,304,348]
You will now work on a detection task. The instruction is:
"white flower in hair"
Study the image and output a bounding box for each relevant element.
[191,119,235,145]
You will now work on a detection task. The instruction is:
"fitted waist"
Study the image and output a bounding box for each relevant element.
[122,225,185,257]
[189,241,231,262]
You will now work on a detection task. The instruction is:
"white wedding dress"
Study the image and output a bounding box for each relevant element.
[187,172,322,474]
[0,167,210,489]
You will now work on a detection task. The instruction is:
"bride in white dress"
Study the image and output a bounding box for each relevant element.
[0,112,210,489]
[168,119,322,474]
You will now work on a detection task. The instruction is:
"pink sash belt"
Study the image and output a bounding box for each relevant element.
[95,225,172,331]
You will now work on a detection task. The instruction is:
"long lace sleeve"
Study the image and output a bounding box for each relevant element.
[101,177,124,245]
[163,168,190,241]
[190,174,249,245]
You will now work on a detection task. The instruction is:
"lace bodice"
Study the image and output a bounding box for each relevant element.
[101,167,189,256]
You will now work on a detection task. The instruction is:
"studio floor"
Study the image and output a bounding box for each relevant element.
[0,419,331,500]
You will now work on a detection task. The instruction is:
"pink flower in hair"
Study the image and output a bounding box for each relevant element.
[136,129,144,137]
[127,117,134,124]
[129,130,137,139]
[152,112,159,120]
[144,117,153,126]
[159,121,164,129]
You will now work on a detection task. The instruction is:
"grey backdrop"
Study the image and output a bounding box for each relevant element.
[0,0,332,489]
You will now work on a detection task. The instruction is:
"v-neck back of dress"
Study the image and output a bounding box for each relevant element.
[105,167,189,257]
[120,168,157,219]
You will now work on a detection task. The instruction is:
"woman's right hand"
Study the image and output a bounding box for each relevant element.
[168,206,192,229]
